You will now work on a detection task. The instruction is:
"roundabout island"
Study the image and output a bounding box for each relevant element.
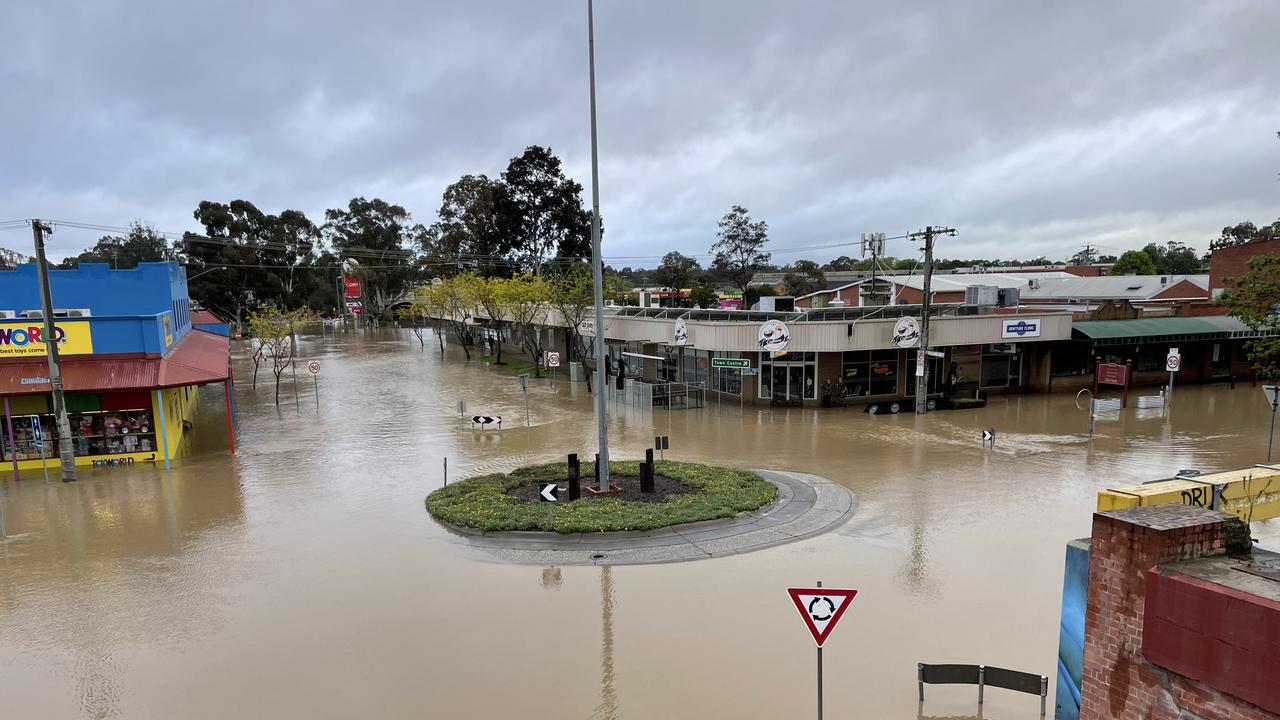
[426,460,857,565]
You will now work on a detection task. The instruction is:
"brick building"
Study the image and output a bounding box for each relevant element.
[1076,505,1279,719]
[1209,238,1280,294]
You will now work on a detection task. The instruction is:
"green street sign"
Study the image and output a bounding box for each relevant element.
[711,358,751,369]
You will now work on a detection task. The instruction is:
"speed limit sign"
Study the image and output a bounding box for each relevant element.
[1166,349,1181,372]
[308,361,321,374]
[546,352,561,368]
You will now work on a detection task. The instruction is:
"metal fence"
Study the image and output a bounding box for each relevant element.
[605,376,705,410]
[918,663,1048,716]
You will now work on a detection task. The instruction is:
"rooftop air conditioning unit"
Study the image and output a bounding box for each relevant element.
[63,309,91,317]
[997,288,1020,307]
[21,310,42,319]
[964,285,999,306]
[0,310,16,319]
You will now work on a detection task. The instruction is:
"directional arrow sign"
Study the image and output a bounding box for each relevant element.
[539,483,559,503]
[982,428,995,443]
[787,587,857,647]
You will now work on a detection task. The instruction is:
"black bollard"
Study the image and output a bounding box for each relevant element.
[568,453,579,477]
[568,453,581,501]
[594,453,601,484]
[642,448,655,493]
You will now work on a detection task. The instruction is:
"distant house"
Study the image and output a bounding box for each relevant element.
[1019,274,1209,313]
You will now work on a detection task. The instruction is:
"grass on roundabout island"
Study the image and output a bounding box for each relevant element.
[425,460,778,534]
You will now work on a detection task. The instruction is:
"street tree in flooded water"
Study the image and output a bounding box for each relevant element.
[472,275,511,365]
[425,275,479,360]
[548,265,596,391]
[505,274,552,377]
[404,284,445,352]
[248,308,307,405]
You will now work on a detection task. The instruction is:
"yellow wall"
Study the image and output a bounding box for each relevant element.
[1098,465,1280,523]
[155,385,200,462]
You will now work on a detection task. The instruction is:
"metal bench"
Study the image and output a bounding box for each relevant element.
[918,663,1048,716]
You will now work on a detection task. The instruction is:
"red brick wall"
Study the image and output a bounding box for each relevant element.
[1144,569,1280,715]
[1150,279,1209,301]
[1080,507,1277,720]
[1210,238,1280,291]
[893,286,964,304]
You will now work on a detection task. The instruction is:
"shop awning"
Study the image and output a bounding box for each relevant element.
[1073,316,1270,344]
[0,329,229,396]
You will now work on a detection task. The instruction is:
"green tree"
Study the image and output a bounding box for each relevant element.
[323,198,424,322]
[689,282,717,308]
[653,251,701,290]
[247,308,306,406]
[894,258,921,271]
[1219,255,1280,380]
[501,146,592,275]
[823,255,858,272]
[1209,218,1280,251]
[472,275,512,364]
[185,200,288,326]
[783,259,826,296]
[424,174,517,276]
[1111,250,1158,275]
[710,205,771,292]
[505,274,552,376]
[1142,241,1202,274]
[548,265,597,391]
[61,222,172,269]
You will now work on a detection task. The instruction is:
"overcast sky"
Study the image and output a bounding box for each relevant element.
[2,0,1276,265]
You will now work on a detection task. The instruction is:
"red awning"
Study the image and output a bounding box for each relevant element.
[0,329,229,396]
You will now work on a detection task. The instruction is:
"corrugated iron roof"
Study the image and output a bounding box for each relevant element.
[1073,316,1265,341]
[0,329,228,395]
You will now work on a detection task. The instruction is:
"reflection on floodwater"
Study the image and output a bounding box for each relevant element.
[0,328,1276,718]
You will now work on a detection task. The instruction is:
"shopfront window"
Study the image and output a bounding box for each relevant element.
[759,352,816,402]
[2,407,157,461]
[681,349,709,388]
[711,352,743,396]
[980,345,1021,389]
[842,350,899,397]
[905,355,943,396]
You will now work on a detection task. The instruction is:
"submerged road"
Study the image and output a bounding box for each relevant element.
[0,328,1276,719]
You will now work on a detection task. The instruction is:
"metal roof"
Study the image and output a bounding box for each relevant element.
[0,329,229,395]
[1073,316,1269,343]
[891,271,1073,292]
[1021,275,1209,300]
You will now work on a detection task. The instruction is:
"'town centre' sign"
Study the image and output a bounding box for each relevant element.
[0,321,94,357]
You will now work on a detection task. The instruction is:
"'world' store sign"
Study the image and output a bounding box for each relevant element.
[0,321,94,357]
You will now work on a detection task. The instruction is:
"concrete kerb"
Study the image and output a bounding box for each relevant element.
[436,469,858,566]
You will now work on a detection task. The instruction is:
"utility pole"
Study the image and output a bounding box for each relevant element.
[31,220,77,481]
[587,0,610,490]
[909,225,956,414]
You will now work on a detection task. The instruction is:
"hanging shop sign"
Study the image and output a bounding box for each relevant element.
[674,317,688,346]
[1001,318,1041,339]
[343,275,363,298]
[0,321,93,357]
[891,317,920,348]
[757,320,790,354]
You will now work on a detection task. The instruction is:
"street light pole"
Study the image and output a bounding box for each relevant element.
[31,220,77,481]
[587,0,610,490]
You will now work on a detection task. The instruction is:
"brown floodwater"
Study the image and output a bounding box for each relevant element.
[1,329,1276,719]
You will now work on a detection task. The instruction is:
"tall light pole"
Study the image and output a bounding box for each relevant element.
[587,0,610,489]
[31,220,77,481]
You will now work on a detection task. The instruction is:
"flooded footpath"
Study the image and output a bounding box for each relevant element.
[1,329,1276,719]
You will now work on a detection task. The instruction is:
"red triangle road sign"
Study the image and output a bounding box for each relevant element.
[787,587,858,647]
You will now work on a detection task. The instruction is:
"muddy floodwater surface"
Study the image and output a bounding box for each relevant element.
[1,330,1276,719]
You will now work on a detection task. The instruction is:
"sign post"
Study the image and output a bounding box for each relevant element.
[308,361,321,409]
[539,481,558,529]
[30,412,47,479]
[788,582,858,720]
[1263,385,1280,462]
[546,351,560,389]
[518,374,531,428]
[1165,348,1181,403]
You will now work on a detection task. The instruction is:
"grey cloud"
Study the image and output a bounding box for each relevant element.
[1,0,1276,263]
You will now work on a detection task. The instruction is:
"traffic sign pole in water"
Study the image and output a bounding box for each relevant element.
[816,579,823,720]
[587,0,610,490]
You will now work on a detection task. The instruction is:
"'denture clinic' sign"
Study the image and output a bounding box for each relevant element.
[0,321,94,357]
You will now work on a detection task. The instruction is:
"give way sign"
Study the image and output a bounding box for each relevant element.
[787,587,858,647]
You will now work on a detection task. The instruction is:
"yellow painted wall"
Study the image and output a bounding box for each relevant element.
[154,385,200,462]
[1098,465,1280,523]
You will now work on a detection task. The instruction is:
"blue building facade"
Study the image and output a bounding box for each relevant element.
[0,262,230,473]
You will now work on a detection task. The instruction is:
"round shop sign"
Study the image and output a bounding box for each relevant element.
[674,317,688,346]
[757,320,790,353]
[891,317,921,348]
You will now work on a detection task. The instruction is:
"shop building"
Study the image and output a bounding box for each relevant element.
[0,262,231,474]
[575,305,1072,410]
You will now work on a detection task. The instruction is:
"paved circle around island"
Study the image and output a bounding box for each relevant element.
[437,469,857,565]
